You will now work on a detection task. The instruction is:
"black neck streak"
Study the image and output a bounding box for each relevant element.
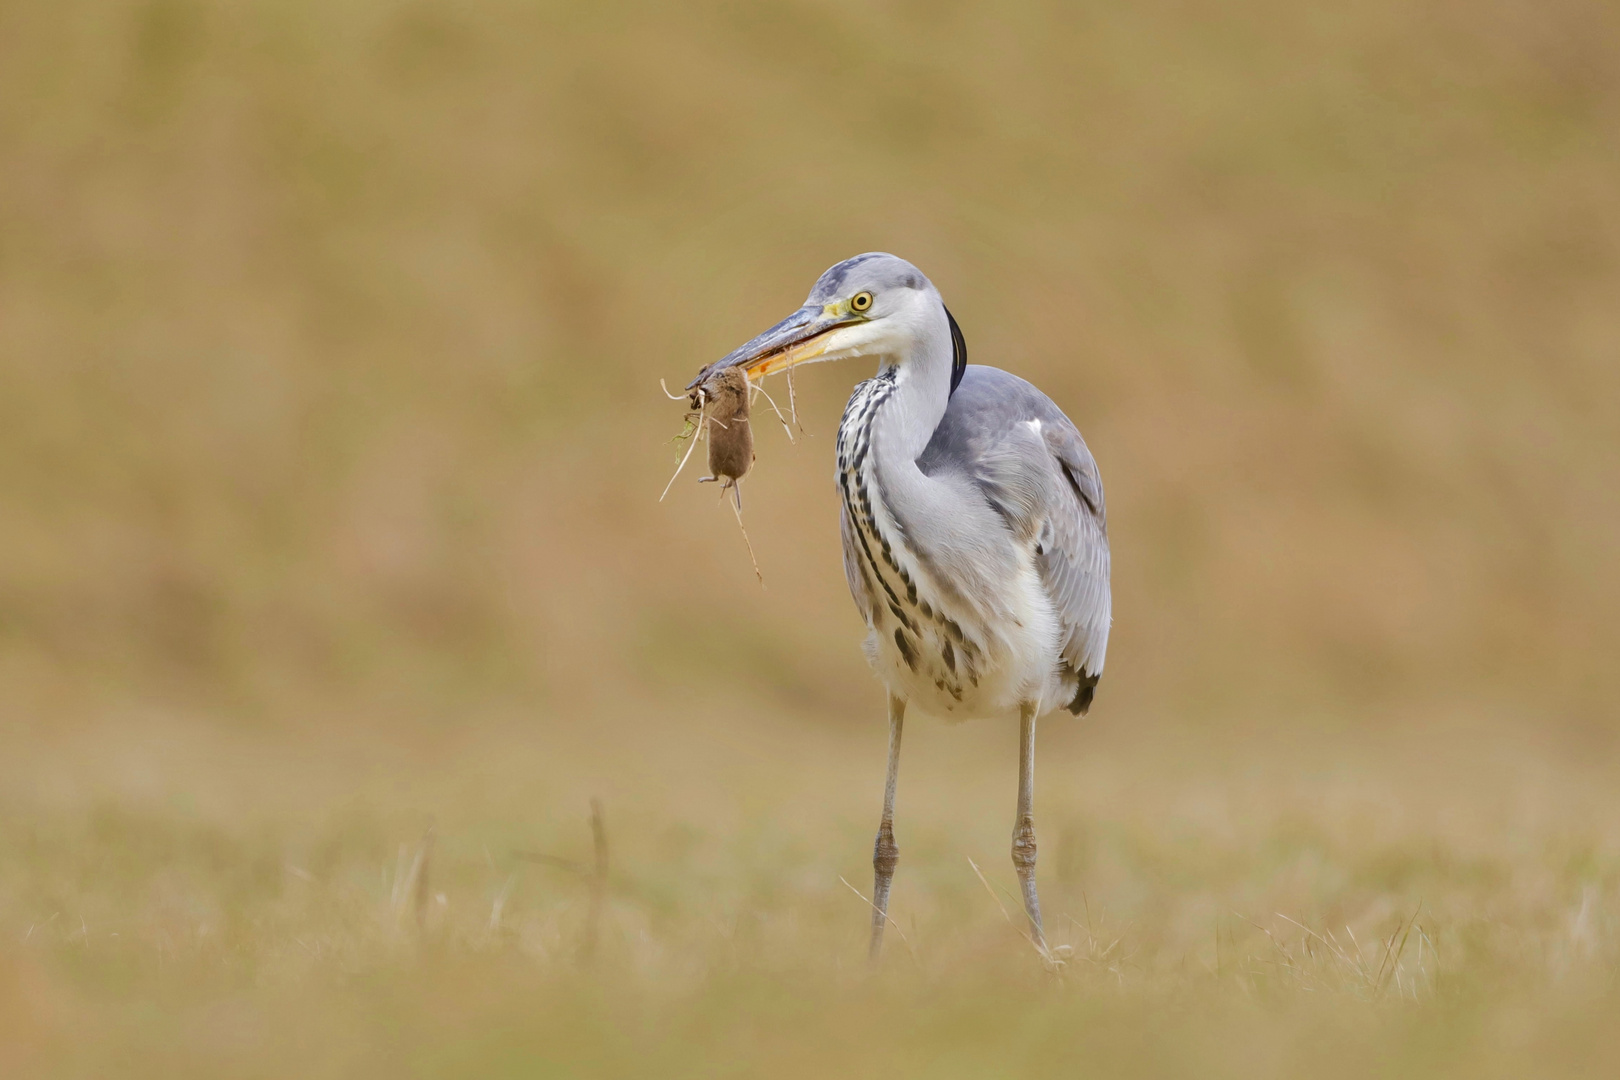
[837,372,974,695]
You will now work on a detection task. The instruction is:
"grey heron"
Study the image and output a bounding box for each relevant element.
[689,253,1111,959]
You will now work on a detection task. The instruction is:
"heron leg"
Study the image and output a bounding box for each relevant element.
[1012,701,1046,949]
[869,693,906,961]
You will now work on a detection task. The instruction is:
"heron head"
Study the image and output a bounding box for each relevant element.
[689,253,963,392]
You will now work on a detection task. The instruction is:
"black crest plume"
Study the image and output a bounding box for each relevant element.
[946,307,967,396]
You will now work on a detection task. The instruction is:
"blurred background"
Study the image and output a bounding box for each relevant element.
[4,1,1620,1072]
[3,0,1616,745]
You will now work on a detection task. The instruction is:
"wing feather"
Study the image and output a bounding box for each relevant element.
[1038,421,1111,679]
[917,366,1111,702]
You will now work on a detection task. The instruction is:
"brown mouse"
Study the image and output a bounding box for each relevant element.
[693,366,754,508]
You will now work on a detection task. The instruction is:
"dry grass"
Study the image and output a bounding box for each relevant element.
[3,716,1618,1077]
[3,0,1620,1074]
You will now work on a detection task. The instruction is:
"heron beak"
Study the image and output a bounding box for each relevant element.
[688,303,863,390]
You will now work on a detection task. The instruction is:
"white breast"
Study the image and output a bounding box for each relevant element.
[851,472,1065,720]
[837,376,1069,721]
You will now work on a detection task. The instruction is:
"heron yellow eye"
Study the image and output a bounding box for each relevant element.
[851,291,874,313]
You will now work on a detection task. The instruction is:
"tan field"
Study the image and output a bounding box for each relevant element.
[2,1,1618,1075]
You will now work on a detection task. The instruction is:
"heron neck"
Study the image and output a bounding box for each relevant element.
[864,331,955,565]
[870,310,953,461]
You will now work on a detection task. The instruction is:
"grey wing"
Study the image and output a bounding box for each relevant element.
[918,366,1111,705]
[1033,412,1111,683]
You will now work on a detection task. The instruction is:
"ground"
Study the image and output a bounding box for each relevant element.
[5,706,1616,1078]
